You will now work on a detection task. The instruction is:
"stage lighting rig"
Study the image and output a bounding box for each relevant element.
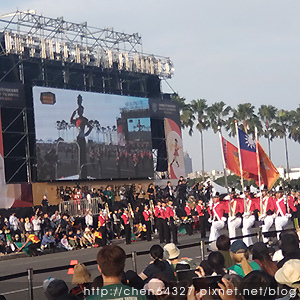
[0,10,174,79]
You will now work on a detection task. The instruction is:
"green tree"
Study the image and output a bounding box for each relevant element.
[289,106,300,143]
[191,99,209,178]
[225,103,262,137]
[258,105,277,158]
[272,109,291,180]
[206,101,231,133]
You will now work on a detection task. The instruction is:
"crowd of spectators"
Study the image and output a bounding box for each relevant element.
[37,229,300,300]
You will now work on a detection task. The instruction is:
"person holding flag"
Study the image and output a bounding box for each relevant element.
[242,186,260,247]
[208,193,227,244]
[227,188,244,243]
[274,186,291,239]
[259,185,275,244]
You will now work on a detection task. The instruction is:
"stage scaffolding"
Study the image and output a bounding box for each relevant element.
[0,10,174,79]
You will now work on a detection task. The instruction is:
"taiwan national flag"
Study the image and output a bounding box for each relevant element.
[221,136,257,182]
[238,128,258,175]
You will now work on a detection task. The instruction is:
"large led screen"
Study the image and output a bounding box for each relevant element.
[33,87,153,181]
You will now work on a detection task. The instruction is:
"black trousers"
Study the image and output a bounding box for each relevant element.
[157,218,164,243]
[124,224,131,244]
[99,226,107,247]
[162,219,170,243]
[185,223,193,236]
[145,221,152,241]
[199,216,206,238]
[170,221,178,244]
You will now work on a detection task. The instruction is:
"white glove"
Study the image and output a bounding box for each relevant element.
[243,212,250,218]
[286,214,292,218]
[259,214,266,221]
[221,217,227,222]
[208,218,213,223]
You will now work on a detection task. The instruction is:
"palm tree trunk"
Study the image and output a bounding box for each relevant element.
[200,130,205,180]
[284,133,290,181]
[267,135,271,158]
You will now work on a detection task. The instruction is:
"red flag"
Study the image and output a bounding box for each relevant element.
[258,143,280,190]
[222,137,257,181]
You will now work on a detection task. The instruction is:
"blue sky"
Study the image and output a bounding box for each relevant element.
[2,1,300,172]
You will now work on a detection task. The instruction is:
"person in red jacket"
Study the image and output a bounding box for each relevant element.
[155,201,164,243]
[121,209,131,245]
[166,200,178,245]
[208,193,227,243]
[242,186,260,246]
[227,188,244,243]
[98,210,107,247]
[259,185,275,243]
[196,200,206,238]
[142,205,152,242]
[274,186,291,240]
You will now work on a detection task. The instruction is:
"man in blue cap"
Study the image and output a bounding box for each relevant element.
[228,240,261,277]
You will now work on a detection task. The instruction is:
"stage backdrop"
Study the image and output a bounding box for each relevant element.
[33,87,154,181]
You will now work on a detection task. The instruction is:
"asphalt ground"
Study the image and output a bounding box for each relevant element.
[0,222,294,300]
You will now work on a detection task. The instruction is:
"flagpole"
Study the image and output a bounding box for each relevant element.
[218,128,232,218]
[235,121,245,212]
[235,121,244,192]
[255,127,263,213]
[218,128,229,193]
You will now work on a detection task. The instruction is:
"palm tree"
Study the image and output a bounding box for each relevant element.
[258,105,277,158]
[191,99,209,178]
[207,101,231,190]
[225,103,262,137]
[289,106,300,143]
[171,93,189,112]
[206,101,231,133]
[180,105,195,136]
[272,109,291,180]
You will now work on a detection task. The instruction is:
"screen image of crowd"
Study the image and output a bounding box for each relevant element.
[33,87,154,181]
[1,180,300,299]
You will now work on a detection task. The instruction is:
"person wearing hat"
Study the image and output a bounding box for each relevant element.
[70,263,92,299]
[275,259,300,292]
[274,186,291,240]
[163,243,194,280]
[242,186,260,247]
[228,240,261,277]
[208,193,227,243]
[43,277,78,300]
[259,185,276,244]
[227,188,244,243]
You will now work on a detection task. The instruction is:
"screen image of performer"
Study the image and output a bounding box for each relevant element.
[170,139,181,167]
[70,95,93,179]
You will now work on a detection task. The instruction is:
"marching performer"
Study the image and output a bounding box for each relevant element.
[98,210,107,247]
[161,202,171,243]
[227,188,244,243]
[259,185,275,244]
[184,202,194,236]
[274,186,291,239]
[142,205,152,241]
[121,208,131,245]
[288,189,297,228]
[166,200,178,245]
[155,201,165,243]
[196,200,206,238]
[208,193,227,243]
[242,186,260,247]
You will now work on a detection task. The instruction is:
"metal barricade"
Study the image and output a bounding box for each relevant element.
[59,197,103,217]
